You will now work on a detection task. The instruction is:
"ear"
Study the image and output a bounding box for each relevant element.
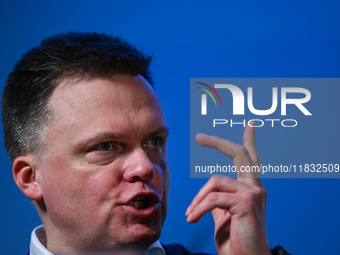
[13,156,43,201]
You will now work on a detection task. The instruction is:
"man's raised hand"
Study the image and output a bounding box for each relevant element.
[186,125,271,255]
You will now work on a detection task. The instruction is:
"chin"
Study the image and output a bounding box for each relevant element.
[100,220,162,249]
[126,224,162,247]
[87,227,161,251]
[126,205,167,247]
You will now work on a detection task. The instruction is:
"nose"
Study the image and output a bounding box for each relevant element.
[123,148,154,182]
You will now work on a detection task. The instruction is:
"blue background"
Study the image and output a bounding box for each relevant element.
[1,1,339,254]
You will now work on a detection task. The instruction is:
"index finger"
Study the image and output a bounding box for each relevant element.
[195,126,260,180]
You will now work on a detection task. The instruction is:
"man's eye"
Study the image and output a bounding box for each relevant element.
[85,142,122,165]
[144,138,162,148]
[96,142,113,151]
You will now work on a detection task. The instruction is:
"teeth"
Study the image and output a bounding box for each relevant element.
[131,200,147,209]
[133,195,147,201]
[131,195,150,209]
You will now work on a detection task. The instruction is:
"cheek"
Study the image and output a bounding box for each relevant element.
[40,158,119,212]
[40,167,124,231]
[40,159,70,197]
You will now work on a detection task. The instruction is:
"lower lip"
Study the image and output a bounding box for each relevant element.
[125,203,158,218]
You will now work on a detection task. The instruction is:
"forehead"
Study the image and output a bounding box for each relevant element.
[50,75,161,114]
[47,75,165,140]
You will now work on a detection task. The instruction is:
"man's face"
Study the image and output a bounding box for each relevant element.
[36,75,169,249]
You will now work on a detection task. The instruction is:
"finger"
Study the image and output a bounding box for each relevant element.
[185,176,249,216]
[196,133,235,155]
[186,191,250,223]
[238,124,261,181]
[187,184,266,223]
[196,134,253,167]
[196,133,258,180]
[211,207,229,226]
[243,123,261,167]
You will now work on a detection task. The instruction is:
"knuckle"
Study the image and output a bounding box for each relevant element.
[253,186,263,197]
[252,185,267,202]
[240,191,255,204]
[208,176,218,187]
[207,192,219,203]
[236,145,249,156]
[209,175,223,185]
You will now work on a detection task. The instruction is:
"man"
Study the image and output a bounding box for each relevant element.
[1,32,289,255]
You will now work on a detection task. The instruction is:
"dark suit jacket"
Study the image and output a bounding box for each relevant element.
[27,243,289,255]
[26,244,209,255]
[162,244,213,255]
[163,243,291,255]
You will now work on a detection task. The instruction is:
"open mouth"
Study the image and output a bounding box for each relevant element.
[131,195,159,210]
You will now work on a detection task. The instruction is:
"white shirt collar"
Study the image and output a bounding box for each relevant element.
[144,240,165,255]
[29,225,53,255]
[29,225,165,255]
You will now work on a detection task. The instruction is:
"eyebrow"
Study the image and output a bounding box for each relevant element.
[146,126,170,139]
[74,125,169,153]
